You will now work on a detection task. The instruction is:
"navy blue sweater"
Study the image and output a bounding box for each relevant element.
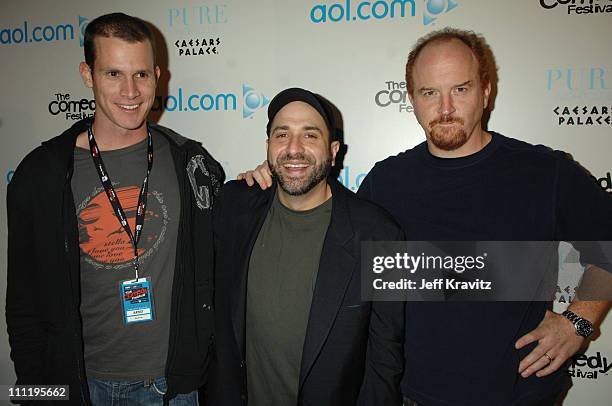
[358,132,612,405]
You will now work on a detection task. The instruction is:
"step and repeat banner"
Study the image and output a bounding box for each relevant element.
[0,0,610,404]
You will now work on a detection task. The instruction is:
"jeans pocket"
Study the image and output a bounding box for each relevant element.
[151,378,167,396]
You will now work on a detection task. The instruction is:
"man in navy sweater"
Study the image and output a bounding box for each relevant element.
[240,28,612,405]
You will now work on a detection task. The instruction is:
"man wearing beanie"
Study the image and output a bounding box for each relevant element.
[211,88,404,405]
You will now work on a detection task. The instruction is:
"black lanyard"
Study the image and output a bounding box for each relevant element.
[87,125,153,279]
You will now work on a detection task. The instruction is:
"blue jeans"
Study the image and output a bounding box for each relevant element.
[87,377,199,406]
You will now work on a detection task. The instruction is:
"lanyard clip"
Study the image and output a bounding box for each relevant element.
[133,255,140,280]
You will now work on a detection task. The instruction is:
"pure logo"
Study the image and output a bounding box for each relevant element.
[168,3,228,29]
[546,66,610,96]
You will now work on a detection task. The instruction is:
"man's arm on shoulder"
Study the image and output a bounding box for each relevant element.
[236,160,272,189]
[6,161,46,385]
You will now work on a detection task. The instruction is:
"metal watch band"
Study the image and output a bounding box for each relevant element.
[562,310,593,337]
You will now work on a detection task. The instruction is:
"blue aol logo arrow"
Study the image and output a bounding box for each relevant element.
[243,84,270,119]
[423,0,458,26]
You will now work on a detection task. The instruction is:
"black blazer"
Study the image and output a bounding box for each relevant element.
[211,178,404,406]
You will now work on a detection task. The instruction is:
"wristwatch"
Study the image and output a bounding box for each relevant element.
[562,310,594,338]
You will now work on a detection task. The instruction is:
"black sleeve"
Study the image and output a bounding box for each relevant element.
[6,158,47,386]
[358,227,405,406]
[356,167,376,201]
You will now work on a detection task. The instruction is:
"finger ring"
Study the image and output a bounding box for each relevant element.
[543,353,553,363]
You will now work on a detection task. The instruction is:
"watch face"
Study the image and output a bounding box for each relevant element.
[576,319,594,337]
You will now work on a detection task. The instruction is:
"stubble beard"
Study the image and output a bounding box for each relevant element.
[270,152,332,196]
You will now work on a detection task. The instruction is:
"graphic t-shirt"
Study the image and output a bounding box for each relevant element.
[71,132,179,381]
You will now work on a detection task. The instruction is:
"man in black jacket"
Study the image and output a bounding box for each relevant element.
[6,13,223,405]
[211,88,404,406]
[239,29,612,405]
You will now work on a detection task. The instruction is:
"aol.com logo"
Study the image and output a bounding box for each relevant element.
[151,84,269,119]
[423,0,458,25]
[79,16,89,47]
[243,84,269,119]
[0,15,88,47]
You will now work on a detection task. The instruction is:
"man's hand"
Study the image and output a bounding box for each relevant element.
[515,310,584,378]
[236,160,273,189]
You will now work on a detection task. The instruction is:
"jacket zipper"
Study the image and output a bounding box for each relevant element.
[163,147,189,405]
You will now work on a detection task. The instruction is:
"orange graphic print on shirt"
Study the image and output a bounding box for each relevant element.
[77,185,166,268]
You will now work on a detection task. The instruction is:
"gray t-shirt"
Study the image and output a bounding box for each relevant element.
[246,192,332,406]
[71,132,179,381]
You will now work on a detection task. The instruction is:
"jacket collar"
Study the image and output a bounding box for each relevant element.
[41,117,197,176]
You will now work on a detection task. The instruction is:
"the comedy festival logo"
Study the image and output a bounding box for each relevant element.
[1,15,88,47]
[593,171,612,194]
[48,92,95,121]
[540,0,612,15]
[152,84,269,119]
[375,80,415,113]
[309,0,457,25]
[566,351,611,380]
[173,37,221,56]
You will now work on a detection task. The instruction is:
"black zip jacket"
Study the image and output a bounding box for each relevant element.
[6,117,224,405]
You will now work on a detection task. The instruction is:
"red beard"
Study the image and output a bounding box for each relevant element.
[428,116,467,151]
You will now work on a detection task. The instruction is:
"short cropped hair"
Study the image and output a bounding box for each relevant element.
[84,13,156,70]
[405,28,491,97]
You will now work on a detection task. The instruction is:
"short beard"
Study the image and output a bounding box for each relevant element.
[428,116,467,151]
[270,153,332,196]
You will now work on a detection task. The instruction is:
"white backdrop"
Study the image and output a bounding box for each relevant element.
[1,0,611,404]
